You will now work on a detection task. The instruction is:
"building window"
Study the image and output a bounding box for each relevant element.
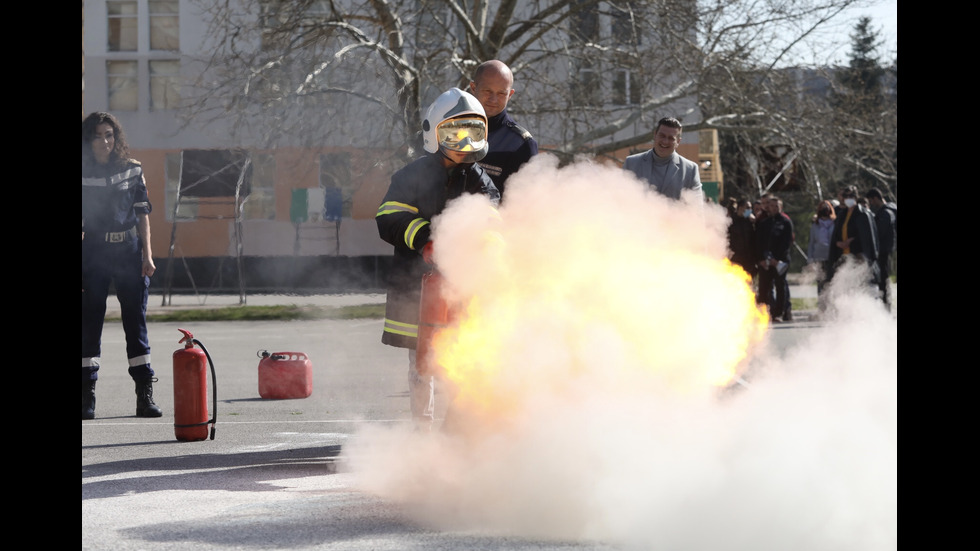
[243,154,277,220]
[104,0,181,111]
[572,61,601,107]
[165,152,198,221]
[259,0,331,51]
[569,1,600,107]
[612,69,642,105]
[107,0,138,51]
[570,0,599,44]
[107,60,139,111]
[149,0,180,51]
[150,59,181,110]
[166,149,254,221]
[610,2,641,46]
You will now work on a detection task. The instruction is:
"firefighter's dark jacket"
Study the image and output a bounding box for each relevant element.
[375,153,500,349]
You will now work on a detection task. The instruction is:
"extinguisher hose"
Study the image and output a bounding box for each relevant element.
[192,338,218,440]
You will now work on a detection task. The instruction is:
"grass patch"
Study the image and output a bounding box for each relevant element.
[111,296,823,322]
[791,297,818,311]
[106,303,385,323]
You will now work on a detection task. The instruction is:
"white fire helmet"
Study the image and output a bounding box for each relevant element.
[422,87,488,163]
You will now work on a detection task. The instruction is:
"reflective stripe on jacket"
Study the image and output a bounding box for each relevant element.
[376,154,499,349]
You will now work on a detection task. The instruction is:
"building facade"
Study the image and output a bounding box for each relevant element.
[82,0,707,290]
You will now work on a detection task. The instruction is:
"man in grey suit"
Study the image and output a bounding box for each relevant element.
[623,117,703,204]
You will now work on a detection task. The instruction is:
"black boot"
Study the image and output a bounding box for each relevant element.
[135,377,163,417]
[82,379,96,420]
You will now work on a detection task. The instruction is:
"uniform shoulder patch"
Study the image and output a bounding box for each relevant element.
[506,121,533,141]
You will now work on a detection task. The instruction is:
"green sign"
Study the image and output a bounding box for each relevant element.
[290,188,309,223]
[702,181,720,203]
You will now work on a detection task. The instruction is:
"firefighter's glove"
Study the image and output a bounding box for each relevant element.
[422,241,435,265]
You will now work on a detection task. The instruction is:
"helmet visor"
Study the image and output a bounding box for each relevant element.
[437,117,487,152]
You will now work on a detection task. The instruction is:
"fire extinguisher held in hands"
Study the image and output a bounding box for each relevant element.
[416,241,458,377]
[416,269,449,377]
[173,328,217,442]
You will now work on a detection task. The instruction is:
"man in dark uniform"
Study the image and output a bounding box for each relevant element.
[757,195,795,323]
[469,60,538,200]
[376,88,500,431]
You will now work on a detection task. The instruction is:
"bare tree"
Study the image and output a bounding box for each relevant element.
[701,12,896,205]
[181,0,876,171]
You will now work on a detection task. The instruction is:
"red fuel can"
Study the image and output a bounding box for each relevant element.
[258,351,313,399]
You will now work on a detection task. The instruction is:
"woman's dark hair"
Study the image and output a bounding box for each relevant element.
[81,111,131,165]
[724,196,738,215]
[816,200,836,220]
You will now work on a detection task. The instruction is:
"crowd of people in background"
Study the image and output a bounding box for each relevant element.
[726,185,897,322]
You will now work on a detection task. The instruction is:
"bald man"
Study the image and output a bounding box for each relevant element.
[469,60,538,199]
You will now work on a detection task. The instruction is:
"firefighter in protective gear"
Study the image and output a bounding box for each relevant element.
[376,87,500,431]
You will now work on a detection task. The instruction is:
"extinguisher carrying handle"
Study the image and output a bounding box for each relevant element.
[257,349,291,361]
[192,338,218,440]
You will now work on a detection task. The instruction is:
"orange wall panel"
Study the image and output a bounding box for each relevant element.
[127,143,708,258]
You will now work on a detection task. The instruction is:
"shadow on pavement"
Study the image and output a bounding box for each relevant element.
[82,444,343,500]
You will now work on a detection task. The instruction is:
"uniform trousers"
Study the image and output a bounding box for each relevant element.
[81,237,153,382]
[758,266,792,320]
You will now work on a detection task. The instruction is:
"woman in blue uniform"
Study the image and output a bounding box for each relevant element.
[82,112,162,420]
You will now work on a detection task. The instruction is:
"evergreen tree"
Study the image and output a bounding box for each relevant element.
[831,16,889,192]
[839,17,886,102]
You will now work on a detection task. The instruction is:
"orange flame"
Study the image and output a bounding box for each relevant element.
[430,226,769,426]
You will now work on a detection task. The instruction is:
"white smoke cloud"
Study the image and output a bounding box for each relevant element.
[347,154,897,550]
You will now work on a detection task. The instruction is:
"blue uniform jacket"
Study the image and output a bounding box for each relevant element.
[82,159,151,236]
[477,110,537,199]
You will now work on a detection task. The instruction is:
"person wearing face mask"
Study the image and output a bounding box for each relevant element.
[826,185,880,293]
[807,200,837,310]
[727,197,757,280]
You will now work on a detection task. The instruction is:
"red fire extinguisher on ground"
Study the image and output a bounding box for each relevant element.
[173,328,217,442]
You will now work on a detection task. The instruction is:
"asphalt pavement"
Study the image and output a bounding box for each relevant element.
[84,297,449,551]
[83,283,893,550]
